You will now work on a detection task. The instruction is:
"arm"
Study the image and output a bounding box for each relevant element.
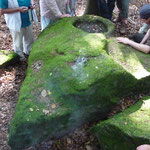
[1,7,28,14]
[31,0,35,6]
[117,37,150,54]
[30,0,35,9]
[46,0,62,18]
[46,0,70,18]
[140,28,150,44]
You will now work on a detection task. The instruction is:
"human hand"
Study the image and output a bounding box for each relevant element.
[29,5,35,10]
[19,6,28,13]
[136,144,150,150]
[60,14,71,18]
[116,37,131,45]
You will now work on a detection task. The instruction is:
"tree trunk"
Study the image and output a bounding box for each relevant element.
[84,0,99,15]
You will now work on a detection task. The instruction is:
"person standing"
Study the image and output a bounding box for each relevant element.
[116,0,130,33]
[116,0,130,23]
[97,0,130,24]
[97,0,116,20]
[40,0,71,31]
[0,0,36,61]
[66,0,76,16]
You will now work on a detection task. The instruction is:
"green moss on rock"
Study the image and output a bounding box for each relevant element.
[108,38,150,79]
[91,96,150,150]
[0,50,19,68]
[8,16,150,149]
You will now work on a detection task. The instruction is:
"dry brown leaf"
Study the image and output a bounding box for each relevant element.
[51,103,56,109]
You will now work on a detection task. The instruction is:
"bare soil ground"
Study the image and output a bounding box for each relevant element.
[0,0,150,150]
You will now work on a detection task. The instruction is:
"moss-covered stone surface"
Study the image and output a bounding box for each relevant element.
[91,96,150,150]
[8,16,150,149]
[108,38,150,79]
[0,50,18,68]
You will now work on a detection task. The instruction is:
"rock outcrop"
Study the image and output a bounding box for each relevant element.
[8,16,150,149]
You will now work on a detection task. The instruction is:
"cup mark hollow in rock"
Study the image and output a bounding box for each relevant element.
[73,20,108,33]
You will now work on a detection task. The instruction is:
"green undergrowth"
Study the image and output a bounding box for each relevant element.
[108,38,150,79]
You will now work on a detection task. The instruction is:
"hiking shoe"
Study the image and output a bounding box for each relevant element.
[19,56,26,62]
[113,17,128,24]
[120,22,126,34]
[113,17,122,23]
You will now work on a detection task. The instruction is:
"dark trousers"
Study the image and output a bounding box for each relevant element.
[97,0,130,20]
[117,0,130,19]
[97,0,116,20]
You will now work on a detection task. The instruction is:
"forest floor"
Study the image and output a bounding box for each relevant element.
[0,0,150,150]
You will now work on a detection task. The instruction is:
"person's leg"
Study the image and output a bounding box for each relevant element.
[97,0,110,19]
[10,29,25,60]
[70,0,76,16]
[41,16,51,31]
[23,24,34,55]
[116,0,130,33]
[107,0,116,19]
[117,0,130,21]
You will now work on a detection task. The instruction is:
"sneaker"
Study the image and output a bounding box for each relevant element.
[15,51,26,61]
[113,17,128,24]
[121,18,128,24]
[113,17,122,23]
[19,56,26,62]
[119,22,126,34]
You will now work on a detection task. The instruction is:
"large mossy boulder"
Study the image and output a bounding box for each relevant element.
[0,50,18,68]
[91,96,150,150]
[8,16,150,149]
